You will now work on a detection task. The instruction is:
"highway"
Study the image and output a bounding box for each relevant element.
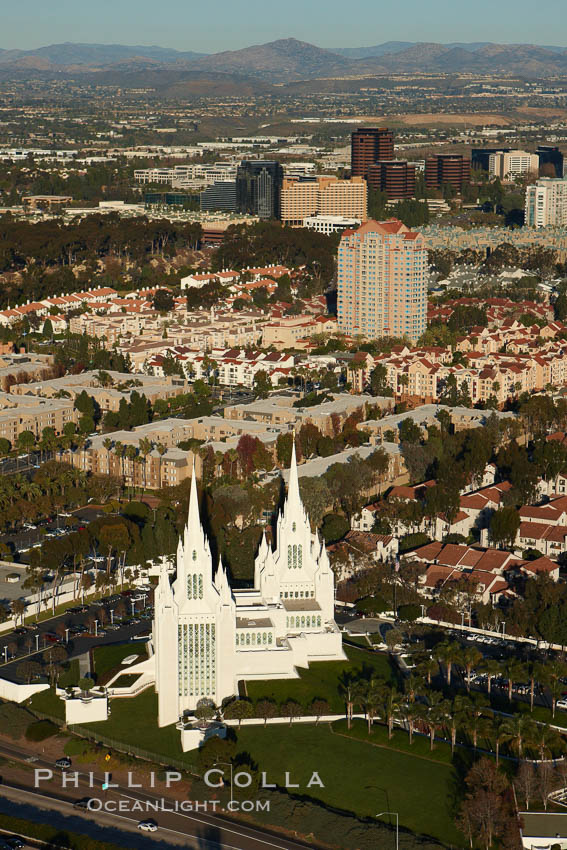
[0,741,318,850]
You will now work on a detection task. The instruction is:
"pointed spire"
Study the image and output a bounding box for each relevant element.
[287,438,301,508]
[187,459,201,535]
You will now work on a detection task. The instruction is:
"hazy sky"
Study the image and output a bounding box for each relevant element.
[3,0,566,52]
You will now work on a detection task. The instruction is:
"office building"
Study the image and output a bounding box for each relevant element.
[366,160,416,199]
[424,155,471,192]
[351,128,394,178]
[236,160,284,219]
[488,150,539,180]
[471,148,510,172]
[537,145,564,178]
[337,219,427,343]
[199,181,237,212]
[280,176,367,225]
[153,447,344,725]
[303,215,361,234]
[525,177,567,228]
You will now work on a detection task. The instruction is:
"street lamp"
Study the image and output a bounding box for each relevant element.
[34,634,39,653]
[65,628,70,644]
[110,609,114,625]
[501,621,506,636]
[131,601,136,618]
[94,620,99,637]
[376,811,399,850]
[3,646,7,664]
[214,761,234,809]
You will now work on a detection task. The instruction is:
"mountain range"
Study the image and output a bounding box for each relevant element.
[2,39,567,81]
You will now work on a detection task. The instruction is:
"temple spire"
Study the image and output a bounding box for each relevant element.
[187,459,201,536]
[287,438,301,510]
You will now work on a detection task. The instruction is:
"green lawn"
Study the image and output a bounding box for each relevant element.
[245,646,397,713]
[92,642,147,682]
[235,721,463,846]
[58,657,80,688]
[28,686,65,720]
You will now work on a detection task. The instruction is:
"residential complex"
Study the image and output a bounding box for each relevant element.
[337,219,427,342]
[280,176,367,225]
[525,177,567,228]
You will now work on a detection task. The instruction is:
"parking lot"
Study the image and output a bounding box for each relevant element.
[0,586,154,683]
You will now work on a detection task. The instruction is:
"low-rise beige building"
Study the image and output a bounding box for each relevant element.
[280,176,367,226]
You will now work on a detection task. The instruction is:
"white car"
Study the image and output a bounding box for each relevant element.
[556,699,567,711]
[137,821,158,832]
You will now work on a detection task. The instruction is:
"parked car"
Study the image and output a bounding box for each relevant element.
[5,837,25,849]
[137,821,158,832]
[55,757,71,769]
[44,633,61,643]
[557,699,567,711]
[13,627,27,635]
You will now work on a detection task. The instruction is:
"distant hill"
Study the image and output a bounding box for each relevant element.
[1,39,567,81]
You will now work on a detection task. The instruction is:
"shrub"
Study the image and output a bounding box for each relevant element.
[397,603,421,622]
[25,719,58,741]
[399,532,430,553]
[0,703,34,740]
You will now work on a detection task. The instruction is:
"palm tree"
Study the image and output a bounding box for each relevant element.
[404,672,423,705]
[363,679,382,734]
[402,700,425,747]
[534,723,563,763]
[480,657,502,696]
[102,437,113,474]
[447,695,470,754]
[540,659,567,718]
[416,656,438,687]
[156,442,167,486]
[458,645,483,692]
[339,673,361,730]
[504,659,527,704]
[425,691,449,751]
[490,714,508,767]
[434,640,461,686]
[114,441,125,493]
[125,445,137,497]
[500,714,537,759]
[378,684,402,740]
[139,437,153,490]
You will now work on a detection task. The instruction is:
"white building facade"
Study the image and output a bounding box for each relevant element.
[153,446,345,727]
[525,177,567,228]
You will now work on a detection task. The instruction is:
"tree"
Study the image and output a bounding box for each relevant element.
[195,698,216,723]
[252,370,271,399]
[16,660,41,683]
[280,699,303,725]
[222,698,254,726]
[16,430,36,454]
[515,761,537,812]
[309,698,330,725]
[152,289,175,312]
[490,507,520,549]
[369,363,393,397]
[399,418,421,445]
[320,513,349,544]
[255,699,278,726]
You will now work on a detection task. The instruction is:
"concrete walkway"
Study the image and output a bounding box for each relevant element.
[77,651,91,678]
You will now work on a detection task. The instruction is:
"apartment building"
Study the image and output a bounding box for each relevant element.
[64,420,203,489]
[280,177,367,225]
[11,371,190,413]
[261,315,337,349]
[525,177,567,228]
[489,150,539,180]
[0,393,78,443]
[337,219,427,343]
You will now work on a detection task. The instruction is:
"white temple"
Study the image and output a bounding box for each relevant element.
[153,444,345,727]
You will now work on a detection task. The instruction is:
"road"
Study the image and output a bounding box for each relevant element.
[0,740,318,850]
